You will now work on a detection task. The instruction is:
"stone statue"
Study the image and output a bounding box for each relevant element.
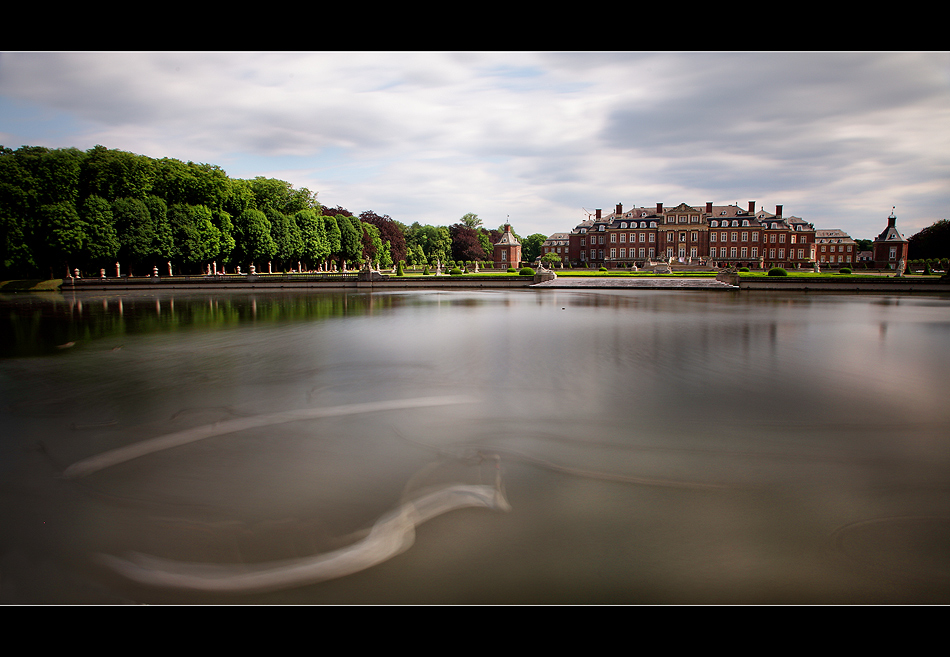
[897,258,906,276]
[813,261,821,273]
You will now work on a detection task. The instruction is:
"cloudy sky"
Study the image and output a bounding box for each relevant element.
[1,52,947,240]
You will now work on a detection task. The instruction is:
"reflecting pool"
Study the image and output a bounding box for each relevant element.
[2,288,949,603]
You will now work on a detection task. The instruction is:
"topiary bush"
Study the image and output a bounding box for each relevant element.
[396,261,405,276]
[839,267,852,274]
[449,267,463,275]
[738,267,750,272]
[507,267,517,273]
[422,265,430,275]
[599,266,608,272]
[767,267,788,277]
[519,267,535,276]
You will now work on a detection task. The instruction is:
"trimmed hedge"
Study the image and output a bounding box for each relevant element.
[767,267,788,277]
[519,267,535,276]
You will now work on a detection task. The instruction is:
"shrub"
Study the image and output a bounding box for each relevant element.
[519,267,535,276]
[507,267,517,273]
[839,267,852,274]
[767,267,788,277]
[422,265,430,275]
[449,267,463,275]
[599,266,608,272]
[738,267,750,272]
[396,261,405,276]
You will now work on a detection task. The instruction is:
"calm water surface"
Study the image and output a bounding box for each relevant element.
[2,287,949,603]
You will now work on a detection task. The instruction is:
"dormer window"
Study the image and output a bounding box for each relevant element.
[732,220,739,227]
[641,212,647,217]
[599,225,604,231]
[720,211,727,215]
[620,222,627,228]
[742,220,749,226]
[711,220,718,227]
[649,222,657,228]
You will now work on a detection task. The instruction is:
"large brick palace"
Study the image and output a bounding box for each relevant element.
[545,201,819,270]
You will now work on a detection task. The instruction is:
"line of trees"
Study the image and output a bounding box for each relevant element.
[1,145,548,279]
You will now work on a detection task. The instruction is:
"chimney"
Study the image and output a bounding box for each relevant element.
[888,209,897,227]
[595,209,601,219]
[748,201,756,214]
[775,205,783,218]
[616,203,622,216]
[706,202,712,213]
[656,203,663,214]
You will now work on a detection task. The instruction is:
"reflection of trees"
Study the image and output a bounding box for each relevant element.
[0,292,400,358]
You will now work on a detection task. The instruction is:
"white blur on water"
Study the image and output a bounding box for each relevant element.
[1,288,949,603]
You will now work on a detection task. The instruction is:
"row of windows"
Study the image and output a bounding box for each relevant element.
[709,247,810,259]
[581,248,657,260]
[820,245,852,252]
[582,231,808,245]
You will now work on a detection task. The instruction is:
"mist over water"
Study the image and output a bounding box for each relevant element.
[2,288,949,603]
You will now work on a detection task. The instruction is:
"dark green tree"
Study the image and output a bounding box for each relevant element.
[909,220,950,260]
[522,233,547,263]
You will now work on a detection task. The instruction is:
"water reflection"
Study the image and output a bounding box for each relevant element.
[1,288,950,603]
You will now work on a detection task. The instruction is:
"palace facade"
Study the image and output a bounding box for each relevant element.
[563,201,817,269]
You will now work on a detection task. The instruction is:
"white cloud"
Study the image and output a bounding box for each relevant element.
[1,51,947,239]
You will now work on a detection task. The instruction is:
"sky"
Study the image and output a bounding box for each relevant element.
[1,51,948,240]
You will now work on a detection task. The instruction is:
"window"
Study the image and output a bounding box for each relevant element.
[679,232,686,242]
[741,247,748,258]
[770,249,776,259]
[732,220,739,227]
[620,222,627,228]
[650,222,657,228]
[730,247,737,258]
[751,247,758,258]
[648,248,655,258]
[752,232,759,241]
[691,216,699,223]
[779,234,786,243]
[639,248,646,258]
[710,248,717,258]
[731,232,738,242]
[741,232,748,242]
[710,232,717,242]
[619,248,626,258]
[797,249,804,259]
[790,234,796,244]
[742,220,749,227]
[501,251,507,261]
[580,238,586,246]
[649,234,655,242]
[610,233,616,243]
[599,235,605,244]
[610,248,616,258]
[639,233,645,242]
[889,247,897,260]
[779,248,785,259]
[691,232,698,242]
[711,220,719,227]
[619,233,626,242]
[721,232,727,241]
[770,234,777,243]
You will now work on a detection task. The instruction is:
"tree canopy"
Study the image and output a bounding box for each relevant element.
[0,144,530,277]
[908,219,950,260]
